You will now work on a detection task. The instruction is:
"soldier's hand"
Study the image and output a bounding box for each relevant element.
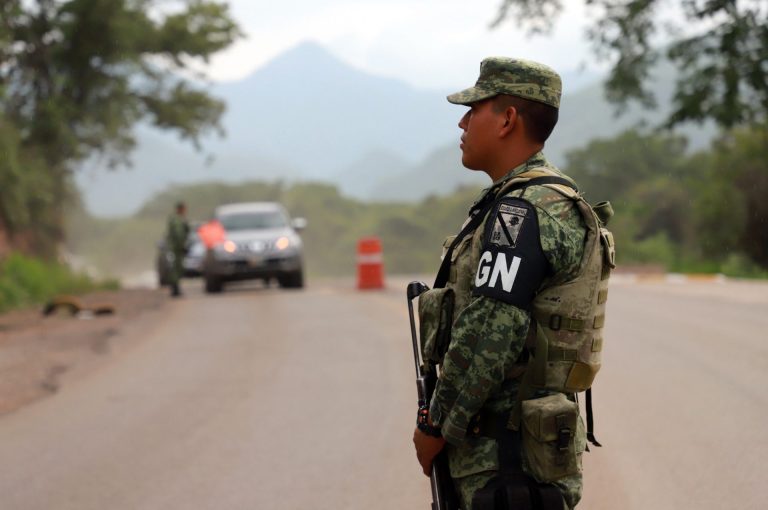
[413,427,446,476]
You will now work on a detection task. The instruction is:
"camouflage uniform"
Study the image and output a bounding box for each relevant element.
[166,212,190,293]
[427,58,588,509]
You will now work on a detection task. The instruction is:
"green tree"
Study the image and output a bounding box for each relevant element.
[563,125,768,271]
[563,129,690,201]
[563,129,698,265]
[0,0,241,256]
[492,0,768,128]
[695,125,768,266]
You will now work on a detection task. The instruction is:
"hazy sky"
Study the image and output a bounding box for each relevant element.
[203,0,602,91]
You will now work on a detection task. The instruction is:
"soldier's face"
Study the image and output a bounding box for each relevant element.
[458,99,500,171]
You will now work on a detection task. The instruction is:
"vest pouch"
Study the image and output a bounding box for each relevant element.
[521,393,583,483]
[418,287,455,364]
[592,201,614,226]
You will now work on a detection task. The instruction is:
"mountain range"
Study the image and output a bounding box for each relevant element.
[76,42,715,216]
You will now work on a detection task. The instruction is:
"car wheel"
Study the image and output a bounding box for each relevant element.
[279,269,304,289]
[205,274,224,293]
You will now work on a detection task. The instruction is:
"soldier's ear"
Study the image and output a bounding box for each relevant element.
[499,106,518,137]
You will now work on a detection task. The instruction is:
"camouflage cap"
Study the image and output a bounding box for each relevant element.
[447,57,562,108]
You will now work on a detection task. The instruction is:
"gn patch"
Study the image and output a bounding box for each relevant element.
[475,251,522,292]
[473,197,548,309]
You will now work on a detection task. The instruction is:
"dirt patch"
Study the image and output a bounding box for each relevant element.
[0,288,166,416]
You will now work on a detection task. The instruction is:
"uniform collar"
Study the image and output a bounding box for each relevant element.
[493,151,549,185]
[470,151,550,211]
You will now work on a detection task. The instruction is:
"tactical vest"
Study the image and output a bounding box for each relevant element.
[526,183,615,395]
[443,167,615,398]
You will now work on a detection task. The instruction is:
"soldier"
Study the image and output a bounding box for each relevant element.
[413,58,613,509]
[166,201,190,297]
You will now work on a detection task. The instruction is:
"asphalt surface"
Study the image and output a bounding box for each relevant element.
[0,277,766,509]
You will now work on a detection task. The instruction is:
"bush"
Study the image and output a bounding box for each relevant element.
[618,233,677,269]
[719,253,768,279]
[0,253,117,313]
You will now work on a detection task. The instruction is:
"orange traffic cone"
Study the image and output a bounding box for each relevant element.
[357,237,385,289]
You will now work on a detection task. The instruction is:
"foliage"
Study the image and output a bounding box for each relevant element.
[694,125,768,266]
[0,0,241,256]
[564,129,690,200]
[0,252,117,313]
[565,125,768,273]
[69,125,768,280]
[0,121,59,254]
[492,0,768,128]
[719,253,768,279]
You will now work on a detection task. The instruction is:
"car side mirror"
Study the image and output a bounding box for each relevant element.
[291,217,307,231]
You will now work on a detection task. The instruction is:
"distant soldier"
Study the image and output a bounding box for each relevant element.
[412,57,615,509]
[166,201,190,297]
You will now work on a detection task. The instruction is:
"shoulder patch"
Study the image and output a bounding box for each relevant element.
[489,203,529,247]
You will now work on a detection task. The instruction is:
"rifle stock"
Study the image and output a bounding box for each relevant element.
[407,281,460,510]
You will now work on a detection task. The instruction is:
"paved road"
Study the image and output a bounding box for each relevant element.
[0,277,766,509]
[581,278,768,510]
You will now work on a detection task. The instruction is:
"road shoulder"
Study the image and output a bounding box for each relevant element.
[0,288,167,416]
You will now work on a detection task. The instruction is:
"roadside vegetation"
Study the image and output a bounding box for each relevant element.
[0,1,240,257]
[565,125,768,278]
[68,123,768,280]
[0,253,118,314]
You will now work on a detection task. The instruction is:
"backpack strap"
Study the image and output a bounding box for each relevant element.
[586,388,602,447]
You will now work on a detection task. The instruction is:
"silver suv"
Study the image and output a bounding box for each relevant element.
[202,202,306,293]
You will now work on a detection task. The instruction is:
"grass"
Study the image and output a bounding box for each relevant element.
[0,252,119,314]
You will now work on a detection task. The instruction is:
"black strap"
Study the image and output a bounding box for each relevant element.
[433,176,577,289]
[498,425,526,476]
[469,411,528,476]
[433,198,494,289]
[586,388,602,447]
[470,411,566,510]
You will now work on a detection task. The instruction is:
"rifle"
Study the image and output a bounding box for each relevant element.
[407,281,460,510]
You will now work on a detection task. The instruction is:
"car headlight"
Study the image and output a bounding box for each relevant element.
[275,236,291,250]
[223,240,237,253]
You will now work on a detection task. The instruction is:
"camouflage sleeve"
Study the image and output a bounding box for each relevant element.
[428,295,529,445]
[527,188,585,278]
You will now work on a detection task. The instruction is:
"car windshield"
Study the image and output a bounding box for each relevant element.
[218,211,287,231]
